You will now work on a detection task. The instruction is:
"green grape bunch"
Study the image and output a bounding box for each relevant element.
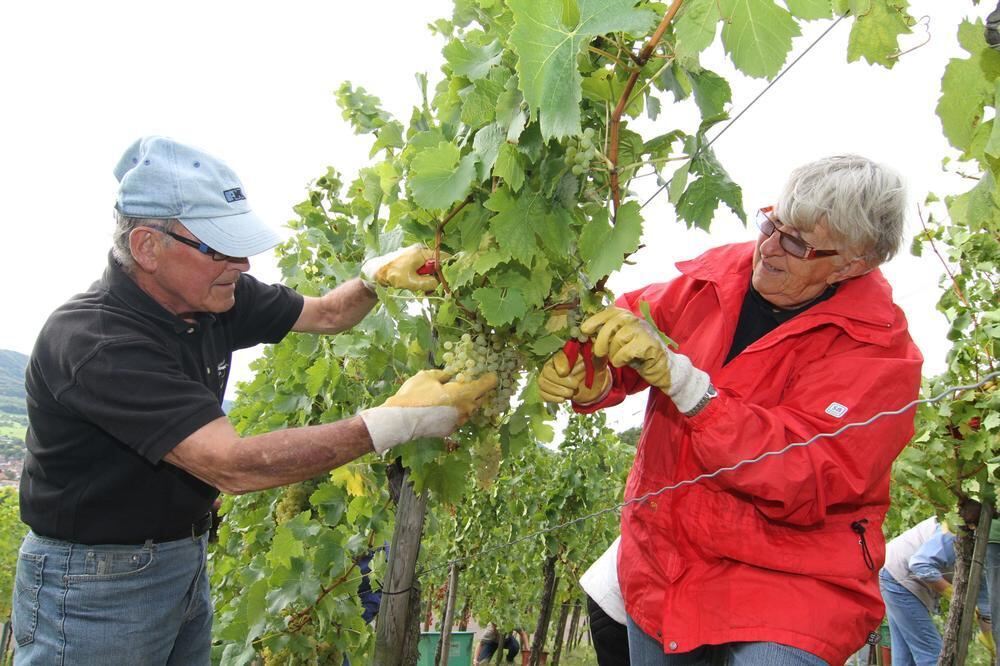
[274,482,312,525]
[440,320,522,425]
[564,127,601,176]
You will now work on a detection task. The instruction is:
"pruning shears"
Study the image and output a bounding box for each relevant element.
[563,338,597,388]
[416,259,438,276]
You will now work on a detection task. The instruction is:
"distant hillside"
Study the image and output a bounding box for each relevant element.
[0,350,27,415]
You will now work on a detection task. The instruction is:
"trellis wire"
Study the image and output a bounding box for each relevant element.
[382,369,1000,592]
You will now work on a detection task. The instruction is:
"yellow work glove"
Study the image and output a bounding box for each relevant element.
[581,306,713,415]
[360,370,497,454]
[537,350,611,405]
[360,245,452,292]
[581,307,671,389]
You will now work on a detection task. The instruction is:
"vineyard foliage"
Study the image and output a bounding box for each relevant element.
[888,17,1000,533]
[210,0,918,662]
[418,412,632,633]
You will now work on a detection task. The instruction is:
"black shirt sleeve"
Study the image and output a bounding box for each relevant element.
[225,273,304,350]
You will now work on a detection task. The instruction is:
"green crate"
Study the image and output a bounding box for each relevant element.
[417,631,475,666]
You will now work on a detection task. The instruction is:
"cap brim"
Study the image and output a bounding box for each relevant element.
[180,210,282,257]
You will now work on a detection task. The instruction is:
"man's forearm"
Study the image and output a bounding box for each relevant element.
[221,417,374,493]
[293,278,378,334]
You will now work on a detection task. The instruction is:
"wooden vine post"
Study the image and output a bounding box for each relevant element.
[374,468,429,666]
[939,507,992,665]
[550,601,571,665]
[529,555,560,666]
[435,562,460,666]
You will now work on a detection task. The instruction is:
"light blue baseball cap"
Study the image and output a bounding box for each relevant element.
[113,136,281,257]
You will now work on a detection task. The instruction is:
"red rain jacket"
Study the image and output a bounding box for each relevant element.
[578,242,922,664]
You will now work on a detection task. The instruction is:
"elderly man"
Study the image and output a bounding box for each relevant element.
[11,136,495,665]
[541,155,923,665]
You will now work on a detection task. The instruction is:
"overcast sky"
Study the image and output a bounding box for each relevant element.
[0,1,982,424]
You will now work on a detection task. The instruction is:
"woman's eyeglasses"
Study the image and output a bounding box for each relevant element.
[755,207,838,260]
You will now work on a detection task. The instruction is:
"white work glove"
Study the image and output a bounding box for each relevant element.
[359,370,497,454]
[360,245,451,292]
[581,307,710,415]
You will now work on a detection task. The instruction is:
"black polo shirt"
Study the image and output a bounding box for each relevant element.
[20,254,303,544]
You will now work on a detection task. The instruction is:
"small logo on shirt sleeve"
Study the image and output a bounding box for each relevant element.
[223,188,245,203]
[825,402,848,418]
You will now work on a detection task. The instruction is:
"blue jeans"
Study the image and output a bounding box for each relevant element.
[11,531,211,665]
[626,615,829,665]
[878,569,940,666]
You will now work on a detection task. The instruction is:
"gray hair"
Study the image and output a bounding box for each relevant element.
[775,155,906,265]
[112,211,176,273]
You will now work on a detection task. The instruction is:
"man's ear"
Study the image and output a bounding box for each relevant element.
[129,227,163,272]
[827,256,872,285]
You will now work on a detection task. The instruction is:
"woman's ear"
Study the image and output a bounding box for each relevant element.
[827,256,872,285]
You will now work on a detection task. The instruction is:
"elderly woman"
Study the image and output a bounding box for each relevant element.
[540,155,923,665]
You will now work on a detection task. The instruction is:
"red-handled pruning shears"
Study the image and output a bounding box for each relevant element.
[563,339,597,388]
[416,259,438,276]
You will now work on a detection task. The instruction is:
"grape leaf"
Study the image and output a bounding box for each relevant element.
[577,201,644,282]
[461,83,500,129]
[676,150,745,229]
[485,187,541,265]
[937,20,1000,155]
[305,356,332,396]
[472,286,530,326]
[845,0,911,68]
[473,123,507,180]
[509,0,657,140]
[409,141,479,210]
[785,0,832,20]
[370,121,405,157]
[673,0,721,59]
[986,81,1000,160]
[531,334,568,356]
[718,0,800,79]
[267,522,305,569]
[494,143,526,192]
[443,38,503,80]
[689,69,732,119]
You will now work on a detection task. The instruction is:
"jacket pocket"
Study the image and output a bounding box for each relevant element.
[691,488,883,581]
[13,552,45,647]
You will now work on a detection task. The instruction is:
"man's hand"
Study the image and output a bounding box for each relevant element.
[538,350,610,404]
[361,245,451,292]
[360,370,497,454]
[581,307,671,390]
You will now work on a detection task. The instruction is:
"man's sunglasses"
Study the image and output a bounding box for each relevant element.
[755,207,838,260]
[152,228,247,263]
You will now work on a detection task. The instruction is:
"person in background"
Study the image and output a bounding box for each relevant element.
[11,136,495,665]
[539,155,923,664]
[476,623,520,664]
[880,506,991,666]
